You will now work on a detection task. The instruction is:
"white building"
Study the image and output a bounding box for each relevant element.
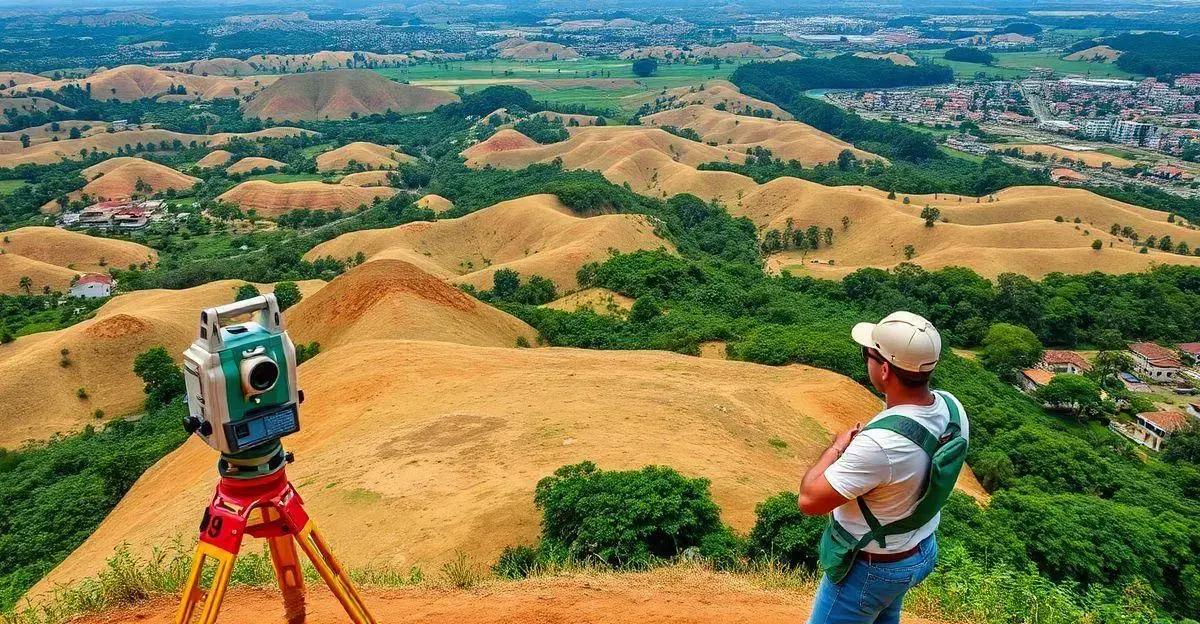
[1081,118,1115,139]
[70,273,113,298]
[1128,342,1181,382]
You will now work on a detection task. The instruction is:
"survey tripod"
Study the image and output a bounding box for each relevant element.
[173,451,376,624]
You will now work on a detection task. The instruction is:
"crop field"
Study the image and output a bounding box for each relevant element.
[0,179,26,195]
[376,59,738,115]
[244,172,328,183]
[909,49,1139,80]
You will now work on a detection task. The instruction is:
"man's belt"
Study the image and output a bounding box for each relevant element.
[857,545,920,563]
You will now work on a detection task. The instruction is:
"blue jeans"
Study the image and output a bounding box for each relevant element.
[807,536,938,624]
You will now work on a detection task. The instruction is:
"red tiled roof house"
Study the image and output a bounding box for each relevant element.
[1128,342,1181,383]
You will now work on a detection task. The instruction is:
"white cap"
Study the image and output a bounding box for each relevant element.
[852,311,942,373]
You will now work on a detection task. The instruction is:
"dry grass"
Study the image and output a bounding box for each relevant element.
[225,157,286,175]
[284,259,537,350]
[241,70,458,121]
[541,287,634,316]
[305,193,673,290]
[43,158,198,213]
[0,226,156,290]
[0,279,323,446]
[315,142,415,172]
[194,150,234,168]
[216,180,396,217]
[642,105,883,166]
[33,336,985,597]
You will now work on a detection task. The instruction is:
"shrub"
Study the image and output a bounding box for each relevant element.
[632,58,658,77]
[747,492,826,568]
[133,346,185,409]
[533,461,724,567]
[272,281,302,311]
[493,545,540,579]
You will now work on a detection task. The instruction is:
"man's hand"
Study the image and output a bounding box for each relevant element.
[832,423,862,454]
[797,423,860,515]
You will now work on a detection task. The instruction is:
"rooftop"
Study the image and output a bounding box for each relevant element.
[1022,368,1054,387]
[1178,342,1200,357]
[1042,350,1092,372]
[74,273,113,286]
[1138,410,1192,433]
[1129,342,1181,368]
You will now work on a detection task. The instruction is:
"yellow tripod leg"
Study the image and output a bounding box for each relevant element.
[266,512,307,624]
[294,521,377,624]
[173,542,237,624]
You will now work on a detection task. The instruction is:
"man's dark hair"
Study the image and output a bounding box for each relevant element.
[892,366,932,388]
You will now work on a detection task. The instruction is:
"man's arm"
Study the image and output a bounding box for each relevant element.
[798,424,859,515]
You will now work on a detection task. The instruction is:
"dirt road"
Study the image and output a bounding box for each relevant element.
[79,569,941,624]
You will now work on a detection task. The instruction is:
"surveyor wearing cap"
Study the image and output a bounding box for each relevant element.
[798,311,970,624]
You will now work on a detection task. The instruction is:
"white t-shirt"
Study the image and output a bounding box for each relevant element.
[823,392,969,554]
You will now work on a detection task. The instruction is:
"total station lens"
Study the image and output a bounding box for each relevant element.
[248,359,279,391]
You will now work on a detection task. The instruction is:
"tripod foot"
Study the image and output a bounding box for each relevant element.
[295,521,377,624]
[174,542,237,624]
[267,525,307,624]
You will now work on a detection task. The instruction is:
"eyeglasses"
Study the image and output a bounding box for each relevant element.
[862,346,887,365]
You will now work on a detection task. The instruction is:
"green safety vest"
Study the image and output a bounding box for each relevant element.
[817,390,968,583]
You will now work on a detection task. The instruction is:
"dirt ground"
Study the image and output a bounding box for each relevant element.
[76,569,941,624]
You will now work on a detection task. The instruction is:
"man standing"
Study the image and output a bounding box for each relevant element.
[798,311,969,624]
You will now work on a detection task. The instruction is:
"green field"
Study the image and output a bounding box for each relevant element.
[375,58,738,116]
[910,49,1139,80]
[0,179,26,195]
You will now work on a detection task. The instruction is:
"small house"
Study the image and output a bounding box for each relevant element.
[1020,368,1054,394]
[1126,411,1192,451]
[70,273,113,298]
[1040,350,1091,375]
[1128,342,1181,383]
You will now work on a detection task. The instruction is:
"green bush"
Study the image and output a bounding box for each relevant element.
[132,346,184,410]
[493,545,540,579]
[747,492,826,568]
[533,461,725,567]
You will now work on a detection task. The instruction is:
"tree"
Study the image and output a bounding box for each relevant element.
[133,346,184,409]
[629,296,662,323]
[272,281,302,311]
[920,205,941,227]
[980,323,1043,380]
[1092,239,1103,250]
[234,283,260,302]
[903,245,916,260]
[492,268,520,299]
[533,461,724,567]
[18,276,31,294]
[632,58,659,77]
[1162,420,1200,464]
[1035,374,1104,422]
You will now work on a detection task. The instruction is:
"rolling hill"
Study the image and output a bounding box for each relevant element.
[241,70,459,121]
[43,157,198,212]
[285,259,537,350]
[462,126,747,171]
[0,127,313,167]
[0,226,156,294]
[194,149,234,168]
[493,39,580,60]
[225,156,286,175]
[0,96,74,125]
[338,170,394,187]
[0,279,323,447]
[731,178,1200,278]
[304,193,673,290]
[31,337,985,596]
[623,80,791,120]
[315,142,416,172]
[1,65,279,102]
[642,105,881,165]
[216,180,397,217]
